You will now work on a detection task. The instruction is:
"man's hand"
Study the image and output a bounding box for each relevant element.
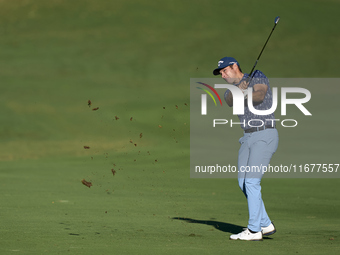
[237,81,249,98]
[238,80,249,90]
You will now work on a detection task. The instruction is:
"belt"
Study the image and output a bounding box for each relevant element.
[244,125,275,133]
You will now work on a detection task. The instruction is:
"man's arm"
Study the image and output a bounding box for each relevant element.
[252,83,268,103]
[225,90,234,107]
[225,82,268,107]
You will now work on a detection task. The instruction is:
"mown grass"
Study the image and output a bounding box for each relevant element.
[0,0,339,254]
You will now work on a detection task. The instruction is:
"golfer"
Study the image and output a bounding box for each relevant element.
[213,56,279,241]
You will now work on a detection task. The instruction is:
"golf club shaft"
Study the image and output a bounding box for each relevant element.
[247,16,280,82]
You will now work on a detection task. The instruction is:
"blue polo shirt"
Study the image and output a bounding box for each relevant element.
[225,70,276,130]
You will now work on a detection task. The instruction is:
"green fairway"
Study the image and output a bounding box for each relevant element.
[1,0,340,254]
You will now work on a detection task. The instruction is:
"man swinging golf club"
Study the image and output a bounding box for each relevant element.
[212,16,281,241]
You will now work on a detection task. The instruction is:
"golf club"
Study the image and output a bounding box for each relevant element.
[247,16,280,82]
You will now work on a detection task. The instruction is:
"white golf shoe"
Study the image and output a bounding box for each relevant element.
[229,229,262,241]
[262,222,276,236]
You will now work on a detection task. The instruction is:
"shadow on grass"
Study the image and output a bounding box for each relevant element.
[172,217,274,239]
[172,217,244,234]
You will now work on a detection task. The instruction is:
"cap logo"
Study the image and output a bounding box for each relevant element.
[229,61,237,65]
[218,61,224,67]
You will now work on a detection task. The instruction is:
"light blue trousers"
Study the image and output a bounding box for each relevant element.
[237,128,279,232]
